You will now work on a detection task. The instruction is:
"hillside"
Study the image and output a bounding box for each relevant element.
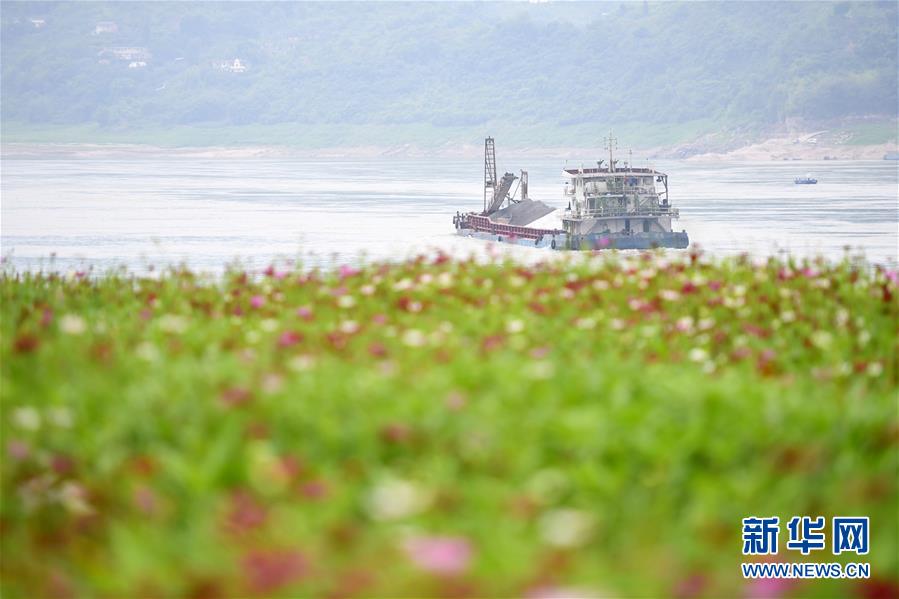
[1,1,897,149]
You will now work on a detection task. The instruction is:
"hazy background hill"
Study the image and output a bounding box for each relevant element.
[2,1,897,150]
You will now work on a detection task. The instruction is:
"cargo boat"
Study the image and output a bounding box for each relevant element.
[453,136,689,250]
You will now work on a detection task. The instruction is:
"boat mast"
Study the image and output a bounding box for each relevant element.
[604,130,617,173]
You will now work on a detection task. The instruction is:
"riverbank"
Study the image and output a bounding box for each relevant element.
[3,117,895,161]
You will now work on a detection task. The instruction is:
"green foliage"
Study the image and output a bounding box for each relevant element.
[1,2,896,146]
[2,252,897,597]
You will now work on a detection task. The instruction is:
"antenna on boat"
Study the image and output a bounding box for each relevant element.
[603,130,618,173]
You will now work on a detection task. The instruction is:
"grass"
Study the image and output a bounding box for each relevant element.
[1,250,897,598]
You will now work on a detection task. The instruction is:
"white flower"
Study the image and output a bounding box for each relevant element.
[393,278,414,291]
[528,361,555,380]
[781,310,796,323]
[12,406,41,431]
[366,478,430,521]
[59,314,87,335]
[436,272,453,288]
[360,284,376,296]
[539,509,595,548]
[136,341,160,362]
[675,316,694,333]
[835,309,849,328]
[506,319,525,334]
[688,348,708,363]
[858,330,871,346]
[592,279,609,291]
[260,318,279,332]
[57,481,93,515]
[867,362,883,377]
[660,289,680,302]
[288,354,316,371]
[575,318,596,330]
[159,314,188,334]
[340,320,359,334]
[402,329,426,347]
[337,295,356,309]
[810,330,833,350]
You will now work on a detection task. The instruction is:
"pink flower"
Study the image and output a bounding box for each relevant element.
[296,306,313,320]
[241,548,307,593]
[226,491,267,533]
[250,295,265,309]
[884,269,899,286]
[743,576,796,599]
[220,386,253,407]
[402,536,472,576]
[7,439,30,461]
[278,331,303,348]
[299,479,329,500]
[339,265,360,279]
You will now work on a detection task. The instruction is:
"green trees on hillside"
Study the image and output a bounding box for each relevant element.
[1,1,896,142]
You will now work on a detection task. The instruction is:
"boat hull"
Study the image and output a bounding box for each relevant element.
[455,227,689,251]
[569,230,690,250]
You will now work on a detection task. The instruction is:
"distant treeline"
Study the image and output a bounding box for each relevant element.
[1,1,896,145]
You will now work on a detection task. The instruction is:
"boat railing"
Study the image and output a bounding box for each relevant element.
[458,213,563,241]
[577,206,679,219]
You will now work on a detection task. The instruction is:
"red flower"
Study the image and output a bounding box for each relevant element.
[13,334,40,354]
[681,281,698,295]
[278,331,303,348]
[241,548,307,594]
[481,335,505,352]
[220,386,253,407]
[299,479,329,500]
[226,491,267,534]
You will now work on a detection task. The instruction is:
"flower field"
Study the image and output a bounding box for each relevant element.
[1,250,897,598]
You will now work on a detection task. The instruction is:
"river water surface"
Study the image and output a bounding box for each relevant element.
[2,156,896,271]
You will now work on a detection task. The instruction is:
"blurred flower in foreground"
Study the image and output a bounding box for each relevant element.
[539,508,596,548]
[365,478,431,520]
[59,314,86,335]
[743,576,796,599]
[12,406,41,431]
[402,535,472,576]
[527,586,604,599]
[242,548,307,594]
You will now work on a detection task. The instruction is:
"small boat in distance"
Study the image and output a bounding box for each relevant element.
[795,174,818,184]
